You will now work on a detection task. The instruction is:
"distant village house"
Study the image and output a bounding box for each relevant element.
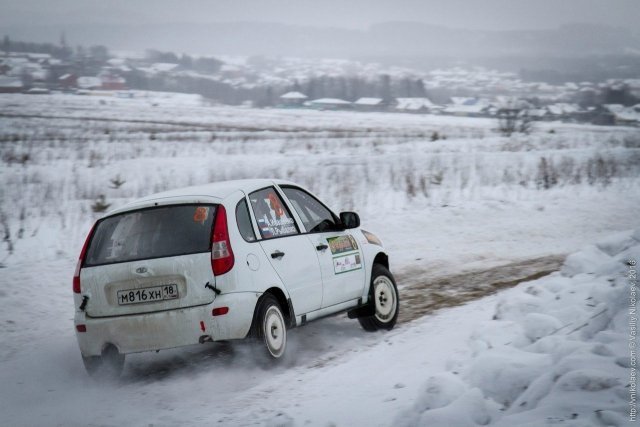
[308,98,351,110]
[279,91,307,107]
[354,97,387,112]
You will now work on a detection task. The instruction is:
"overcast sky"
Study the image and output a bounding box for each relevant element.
[0,0,638,31]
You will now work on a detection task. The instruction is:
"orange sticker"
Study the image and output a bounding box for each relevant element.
[267,193,285,218]
[193,206,209,224]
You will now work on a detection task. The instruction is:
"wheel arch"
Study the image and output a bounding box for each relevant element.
[372,251,389,270]
[358,250,391,304]
[262,286,294,328]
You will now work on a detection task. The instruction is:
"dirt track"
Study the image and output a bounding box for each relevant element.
[395,255,566,323]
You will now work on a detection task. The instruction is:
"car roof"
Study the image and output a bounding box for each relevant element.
[108,178,297,215]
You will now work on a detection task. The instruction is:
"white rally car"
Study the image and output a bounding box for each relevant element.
[73,179,399,375]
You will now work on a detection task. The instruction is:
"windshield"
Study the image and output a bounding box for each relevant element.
[84,204,216,266]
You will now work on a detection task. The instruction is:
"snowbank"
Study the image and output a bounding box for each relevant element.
[395,230,639,427]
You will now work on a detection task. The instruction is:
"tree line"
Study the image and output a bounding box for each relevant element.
[123,73,438,106]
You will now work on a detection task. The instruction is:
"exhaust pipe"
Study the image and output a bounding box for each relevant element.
[199,335,213,344]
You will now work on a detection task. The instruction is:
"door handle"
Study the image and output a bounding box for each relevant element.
[316,244,328,251]
[271,250,285,259]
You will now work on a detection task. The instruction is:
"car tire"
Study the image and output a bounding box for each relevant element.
[82,344,125,378]
[358,264,399,332]
[250,293,287,360]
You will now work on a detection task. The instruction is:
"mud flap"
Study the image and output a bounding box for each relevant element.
[347,303,375,319]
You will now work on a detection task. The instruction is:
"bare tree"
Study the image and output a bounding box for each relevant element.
[518,111,533,135]
[497,107,519,136]
[109,175,126,189]
[0,210,13,256]
[498,106,533,136]
[91,195,111,213]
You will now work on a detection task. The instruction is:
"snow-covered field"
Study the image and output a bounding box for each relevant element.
[2,92,639,269]
[0,92,639,426]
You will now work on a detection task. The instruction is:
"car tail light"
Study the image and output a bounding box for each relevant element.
[211,205,234,276]
[73,223,96,294]
[212,307,229,316]
[76,324,87,333]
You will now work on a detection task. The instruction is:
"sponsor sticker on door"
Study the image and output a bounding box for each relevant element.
[333,253,362,274]
[327,235,359,255]
[327,235,362,274]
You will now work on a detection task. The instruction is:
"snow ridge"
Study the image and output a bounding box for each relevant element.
[394,230,639,427]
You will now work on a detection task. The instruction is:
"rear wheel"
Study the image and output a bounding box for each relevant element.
[358,264,399,331]
[251,294,287,360]
[82,344,125,378]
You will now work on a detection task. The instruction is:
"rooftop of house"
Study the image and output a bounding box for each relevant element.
[443,104,487,114]
[395,97,434,110]
[354,97,383,105]
[280,91,307,99]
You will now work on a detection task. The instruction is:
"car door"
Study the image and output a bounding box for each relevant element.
[247,186,323,315]
[279,186,366,309]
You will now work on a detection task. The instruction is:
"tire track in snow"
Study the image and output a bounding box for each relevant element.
[395,254,565,324]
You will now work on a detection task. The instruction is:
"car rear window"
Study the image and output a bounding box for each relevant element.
[84,204,216,266]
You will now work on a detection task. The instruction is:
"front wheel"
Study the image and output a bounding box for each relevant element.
[358,264,399,331]
[250,294,287,360]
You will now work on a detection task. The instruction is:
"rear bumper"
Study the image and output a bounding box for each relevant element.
[75,292,258,356]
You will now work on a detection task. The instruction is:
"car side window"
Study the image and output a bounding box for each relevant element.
[281,187,339,233]
[236,199,256,242]
[249,187,299,239]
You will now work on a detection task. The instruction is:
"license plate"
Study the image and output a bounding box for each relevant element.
[117,284,179,305]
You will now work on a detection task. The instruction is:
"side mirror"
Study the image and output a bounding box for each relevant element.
[339,211,360,229]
